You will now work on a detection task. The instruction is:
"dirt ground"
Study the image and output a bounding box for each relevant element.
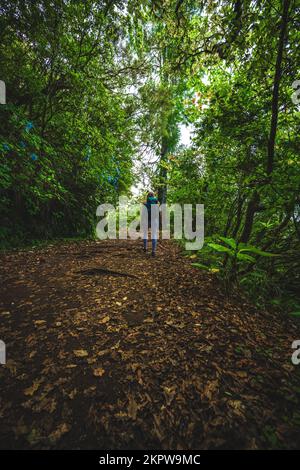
[0,239,300,449]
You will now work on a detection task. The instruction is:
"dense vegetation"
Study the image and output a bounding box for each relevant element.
[1,0,299,309]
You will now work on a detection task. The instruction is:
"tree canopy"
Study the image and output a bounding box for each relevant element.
[1,0,299,308]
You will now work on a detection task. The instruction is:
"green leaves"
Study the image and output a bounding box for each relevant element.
[191,262,210,271]
[207,242,233,254]
[239,245,278,257]
[218,237,237,250]
[192,235,280,294]
[290,312,300,318]
[0,1,138,246]
[236,252,255,263]
[207,238,276,261]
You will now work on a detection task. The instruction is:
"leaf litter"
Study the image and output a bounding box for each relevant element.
[0,239,300,449]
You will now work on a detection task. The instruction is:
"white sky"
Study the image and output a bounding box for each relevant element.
[180,124,193,146]
[130,124,193,197]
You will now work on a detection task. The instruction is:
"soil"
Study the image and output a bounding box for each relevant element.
[0,239,300,449]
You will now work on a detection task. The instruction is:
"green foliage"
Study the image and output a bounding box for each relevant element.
[290,312,300,318]
[160,0,300,309]
[0,0,299,314]
[0,0,137,247]
[192,236,278,289]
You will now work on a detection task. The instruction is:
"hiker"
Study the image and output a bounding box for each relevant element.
[142,191,159,257]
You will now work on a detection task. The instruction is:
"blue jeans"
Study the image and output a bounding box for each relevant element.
[143,238,157,252]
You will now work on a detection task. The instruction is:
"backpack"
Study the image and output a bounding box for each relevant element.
[146,196,158,211]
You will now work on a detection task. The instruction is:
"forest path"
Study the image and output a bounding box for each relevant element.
[0,239,300,449]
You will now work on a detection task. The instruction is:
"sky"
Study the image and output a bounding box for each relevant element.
[130,124,193,197]
[180,123,193,146]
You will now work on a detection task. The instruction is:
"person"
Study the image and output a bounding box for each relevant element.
[142,191,159,257]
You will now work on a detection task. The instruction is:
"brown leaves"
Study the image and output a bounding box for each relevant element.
[73,349,88,357]
[5,359,18,376]
[24,381,41,396]
[163,385,176,406]
[1,311,10,317]
[97,349,111,357]
[68,389,77,399]
[127,396,138,420]
[34,320,46,326]
[49,423,70,444]
[93,367,105,377]
[236,371,248,379]
[137,368,143,385]
[201,380,219,401]
[1,239,300,450]
[227,400,246,419]
[31,397,57,414]
[99,315,110,324]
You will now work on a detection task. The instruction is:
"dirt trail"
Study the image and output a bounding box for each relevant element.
[0,239,300,449]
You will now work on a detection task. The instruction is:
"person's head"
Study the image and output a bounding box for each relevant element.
[147,191,154,200]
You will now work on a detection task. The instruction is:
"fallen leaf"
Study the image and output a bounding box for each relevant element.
[201,380,219,400]
[73,349,88,357]
[1,311,10,316]
[6,359,17,375]
[24,381,41,396]
[49,423,70,443]
[236,371,248,378]
[163,385,176,405]
[228,400,245,417]
[99,316,110,324]
[68,389,77,399]
[97,349,110,357]
[93,367,105,377]
[137,368,143,384]
[128,396,138,420]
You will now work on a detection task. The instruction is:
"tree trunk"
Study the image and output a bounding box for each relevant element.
[266,0,290,175]
[158,137,168,204]
[239,0,290,244]
[239,190,260,244]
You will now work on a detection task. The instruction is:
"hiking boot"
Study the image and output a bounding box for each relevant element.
[151,251,155,257]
